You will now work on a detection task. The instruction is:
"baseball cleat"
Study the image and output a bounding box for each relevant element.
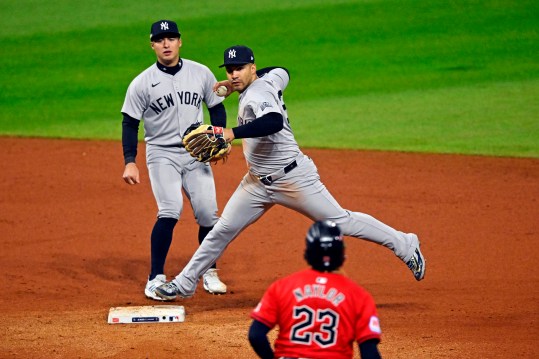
[203,268,227,294]
[406,235,426,281]
[155,281,185,301]
[144,274,167,301]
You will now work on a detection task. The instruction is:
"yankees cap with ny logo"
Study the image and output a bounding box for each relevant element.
[219,45,255,67]
[150,20,181,41]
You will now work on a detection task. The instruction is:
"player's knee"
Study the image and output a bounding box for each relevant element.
[195,213,218,227]
[193,206,218,227]
[157,208,181,220]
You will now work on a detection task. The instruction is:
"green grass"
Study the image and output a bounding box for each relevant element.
[293,79,539,157]
[0,0,538,157]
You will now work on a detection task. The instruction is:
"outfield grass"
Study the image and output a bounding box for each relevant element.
[0,0,537,157]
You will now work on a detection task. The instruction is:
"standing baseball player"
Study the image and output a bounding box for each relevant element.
[155,45,425,300]
[121,20,227,300]
[249,220,382,359]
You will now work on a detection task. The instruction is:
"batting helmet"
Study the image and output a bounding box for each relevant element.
[304,220,345,272]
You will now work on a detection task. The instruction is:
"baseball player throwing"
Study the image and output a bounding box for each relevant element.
[249,220,382,359]
[155,45,425,300]
[120,20,228,300]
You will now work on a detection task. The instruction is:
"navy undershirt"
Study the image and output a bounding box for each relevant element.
[156,59,183,75]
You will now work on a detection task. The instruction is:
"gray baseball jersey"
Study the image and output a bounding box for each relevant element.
[122,59,224,146]
[171,68,419,296]
[238,68,300,175]
[121,59,223,224]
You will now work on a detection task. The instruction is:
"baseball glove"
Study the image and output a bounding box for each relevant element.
[182,123,231,163]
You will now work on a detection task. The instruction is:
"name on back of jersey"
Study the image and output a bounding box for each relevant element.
[293,282,346,307]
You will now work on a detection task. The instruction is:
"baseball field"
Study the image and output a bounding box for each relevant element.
[1,1,538,358]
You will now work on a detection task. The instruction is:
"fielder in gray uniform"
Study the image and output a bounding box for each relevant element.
[121,20,228,300]
[156,45,426,300]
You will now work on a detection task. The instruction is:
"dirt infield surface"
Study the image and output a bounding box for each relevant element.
[0,137,537,358]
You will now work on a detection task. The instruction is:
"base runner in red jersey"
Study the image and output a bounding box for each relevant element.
[249,220,382,359]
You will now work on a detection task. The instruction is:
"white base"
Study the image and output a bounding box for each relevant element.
[108,305,185,324]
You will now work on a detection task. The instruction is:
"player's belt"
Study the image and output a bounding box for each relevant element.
[159,143,184,148]
[258,160,298,186]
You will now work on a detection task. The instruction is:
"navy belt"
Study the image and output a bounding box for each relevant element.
[258,160,298,186]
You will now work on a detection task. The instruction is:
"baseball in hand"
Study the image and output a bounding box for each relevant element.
[215,85,228,97]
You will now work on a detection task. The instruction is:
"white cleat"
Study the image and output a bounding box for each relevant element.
[203,268,227,294]
[144,274,167,301]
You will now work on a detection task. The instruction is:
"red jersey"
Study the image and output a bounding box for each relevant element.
[251,269,381,359]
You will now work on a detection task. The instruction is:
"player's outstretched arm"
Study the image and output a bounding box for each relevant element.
[231,112,283,140]
[212,111,283,145]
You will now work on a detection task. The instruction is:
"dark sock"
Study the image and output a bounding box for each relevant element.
[198,225,217,269]
[149,217,177,280]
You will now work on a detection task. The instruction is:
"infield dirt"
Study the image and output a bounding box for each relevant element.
[0,137,537,358]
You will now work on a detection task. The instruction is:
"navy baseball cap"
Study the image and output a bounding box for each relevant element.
[219,45,255,68]
[150,20,181,41]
